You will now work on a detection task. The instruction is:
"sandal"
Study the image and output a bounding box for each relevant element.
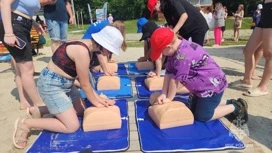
[229,80,253,88]
[251,75,261,80]
[26,106,41,119]
[13,117,30,149]
[243,88,269,97]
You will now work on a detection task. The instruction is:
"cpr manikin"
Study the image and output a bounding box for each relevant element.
[148,93,194,129]
[145,76,164,91]
[99,62,118,73]
[136,61,154,70]
[83,94,122,132]
[97,76,120,90]
[145,77,188,93]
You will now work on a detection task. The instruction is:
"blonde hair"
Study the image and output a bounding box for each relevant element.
[110,20,127,51]
[239,4,244,11]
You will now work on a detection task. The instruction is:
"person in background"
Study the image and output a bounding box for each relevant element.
[138,21,166,77]
[251,4,262,29]
[196,5,209,45]
[82,20,127,75]
[231,0,272,97]
[232,4,244,42]
[42,0,75,53]
[136,17,149,61]
[205,6,213,45]
[150,27,248,124]
[35,15,47,31]
[213,2,225,47]
[221,6,228,42]
[108,13,113,24]
[12,26,124,149]
[147,0,209,46]
[0,0,45,110]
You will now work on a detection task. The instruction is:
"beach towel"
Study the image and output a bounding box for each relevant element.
[135,100,245,152]
[26,99,129,153]
[80,76,133,99]
[92,63,127,76]
[135,76,188,99]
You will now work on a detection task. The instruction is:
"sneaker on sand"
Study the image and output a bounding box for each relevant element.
[225,98,248,127]
[232,98,248,127]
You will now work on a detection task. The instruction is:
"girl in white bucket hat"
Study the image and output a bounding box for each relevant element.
[12,26,123,149]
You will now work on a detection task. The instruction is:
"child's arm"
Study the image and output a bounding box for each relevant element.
[173,13,188,34]
[167,78,178,100]
[170,2,188,34]
[155,74,171,104]
[154,55,163,77]
[97,53,115,76]
[138,41,150,62]
[74,47,115,107]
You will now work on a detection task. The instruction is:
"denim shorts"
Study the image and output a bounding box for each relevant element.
[46,19,68,41]
[37,68,81,114]
[189,91,224,122]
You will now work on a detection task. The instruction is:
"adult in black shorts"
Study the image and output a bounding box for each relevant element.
[0,1,45,109]
[231,0,272,97]
[147,0,209,46]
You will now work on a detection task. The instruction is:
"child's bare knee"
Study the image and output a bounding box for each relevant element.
[66,123,80,133]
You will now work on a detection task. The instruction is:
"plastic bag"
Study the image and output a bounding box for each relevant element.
[38,35,46,45]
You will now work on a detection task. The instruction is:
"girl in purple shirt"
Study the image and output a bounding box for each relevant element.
[150,27,248,124]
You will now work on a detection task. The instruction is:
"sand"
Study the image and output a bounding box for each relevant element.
[0,46,271,153]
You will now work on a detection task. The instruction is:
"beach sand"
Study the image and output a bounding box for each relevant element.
[0,46,271,153]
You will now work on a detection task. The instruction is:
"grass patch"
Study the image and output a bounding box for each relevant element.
[124,19,165,33]
[66,17,253,35]
[127,37,248,48]
[68,17,252,34]
[126,41,144,47]
[225,17,252,30]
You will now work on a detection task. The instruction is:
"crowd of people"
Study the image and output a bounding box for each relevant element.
[0,0,271,150]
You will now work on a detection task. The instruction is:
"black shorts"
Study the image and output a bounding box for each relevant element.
[221,26,226,32]
[257,2,272,28]
[0,13,32,63]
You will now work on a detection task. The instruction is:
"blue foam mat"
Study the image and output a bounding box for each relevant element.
[128,62,151,75]
[135,100,245,152]
[92,63,127,76]
[135,76,189,99]
[26,99,129,153]
[0,53,11,61]
[80,76,133,99]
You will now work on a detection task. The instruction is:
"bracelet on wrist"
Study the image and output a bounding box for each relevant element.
[4,34,15,37]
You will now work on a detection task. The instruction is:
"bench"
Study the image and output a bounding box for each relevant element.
[0,42,11,62]
[0,43,9,54]
[30,28,44,55]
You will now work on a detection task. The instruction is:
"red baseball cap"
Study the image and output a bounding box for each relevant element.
[150,28,174,61]
[147,0,157,18]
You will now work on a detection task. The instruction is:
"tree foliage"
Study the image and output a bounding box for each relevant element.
[73,0,263,23]
[73,0,146,23]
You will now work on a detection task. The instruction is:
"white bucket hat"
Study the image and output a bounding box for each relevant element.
[257,4,263,9]
[92,26,123,55]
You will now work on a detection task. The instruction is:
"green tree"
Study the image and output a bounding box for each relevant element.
[73,0,146,23]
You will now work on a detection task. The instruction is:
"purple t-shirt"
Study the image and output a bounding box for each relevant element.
[166,39,227,98]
